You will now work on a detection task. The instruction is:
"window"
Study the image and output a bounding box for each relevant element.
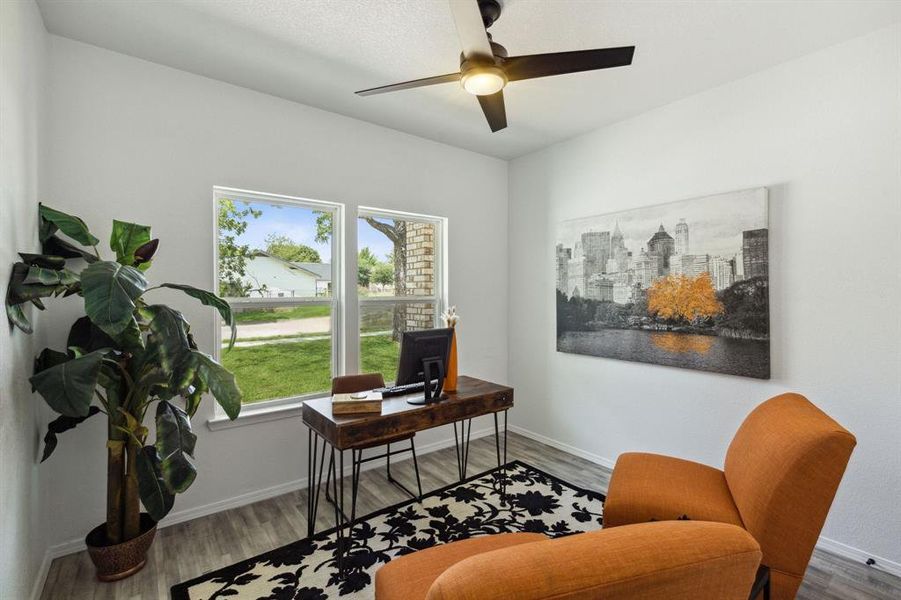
[214,187,342,408]
[357,208,446,384]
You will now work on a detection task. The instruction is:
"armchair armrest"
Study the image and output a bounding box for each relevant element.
[426,521,761,600]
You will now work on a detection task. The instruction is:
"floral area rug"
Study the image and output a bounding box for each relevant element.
[171,461,605,599]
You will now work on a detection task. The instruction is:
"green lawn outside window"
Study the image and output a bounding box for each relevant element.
[222,335,399,404]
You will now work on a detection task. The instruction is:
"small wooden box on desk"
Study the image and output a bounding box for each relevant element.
[331,391,383,416]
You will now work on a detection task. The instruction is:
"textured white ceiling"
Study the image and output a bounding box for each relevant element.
[37,0,901,159]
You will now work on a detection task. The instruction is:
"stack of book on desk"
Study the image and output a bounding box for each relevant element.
[331,391,383,415]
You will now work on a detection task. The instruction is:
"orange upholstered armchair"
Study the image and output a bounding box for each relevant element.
[376,521,762,600]
[603,393,856,600]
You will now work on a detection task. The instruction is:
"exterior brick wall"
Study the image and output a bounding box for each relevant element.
[404,222,436,330]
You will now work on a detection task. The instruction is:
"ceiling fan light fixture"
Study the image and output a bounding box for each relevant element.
[354,0,635,133]
[461,66,507,96]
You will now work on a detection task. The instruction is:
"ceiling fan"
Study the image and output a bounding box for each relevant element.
[355,0,635,133]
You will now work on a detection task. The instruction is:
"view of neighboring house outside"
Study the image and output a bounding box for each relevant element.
[215,188,341,409]
[241,251,331,298]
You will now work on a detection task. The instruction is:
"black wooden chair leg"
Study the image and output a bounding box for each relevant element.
[385,439,422,501]
[411,437,423,500]
[329,438,423,519]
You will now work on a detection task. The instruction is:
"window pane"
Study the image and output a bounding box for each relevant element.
[360,302,435,384]
[221,304,333,404]
[358,216,435,298]
[218,197,333,300]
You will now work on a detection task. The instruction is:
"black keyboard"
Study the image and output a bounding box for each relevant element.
[374,382,426,398]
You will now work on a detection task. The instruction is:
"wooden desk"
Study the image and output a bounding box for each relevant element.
[302,376,513,570]
[303,376,512,449]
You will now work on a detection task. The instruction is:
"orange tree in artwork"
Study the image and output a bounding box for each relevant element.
[647,273,724,324]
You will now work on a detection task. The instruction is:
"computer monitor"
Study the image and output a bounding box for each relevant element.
[395,328,454,405]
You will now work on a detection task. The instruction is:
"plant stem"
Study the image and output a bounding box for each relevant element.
[106,439,125,544]
[123,440,141,540]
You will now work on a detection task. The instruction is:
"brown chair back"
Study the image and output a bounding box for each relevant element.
[332,373,385,395]
[724,393,856,598]
[426,521,761,600]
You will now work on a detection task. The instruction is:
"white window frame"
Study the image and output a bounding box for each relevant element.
[211,186,344,420]
[357,206,448,382]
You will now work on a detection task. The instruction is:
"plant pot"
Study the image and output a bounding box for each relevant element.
[85,513,157,582]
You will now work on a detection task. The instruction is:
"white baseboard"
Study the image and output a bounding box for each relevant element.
[816,536,901,578]
[507,424,616,470]
[508,424,901,579]
[35,424,497,591]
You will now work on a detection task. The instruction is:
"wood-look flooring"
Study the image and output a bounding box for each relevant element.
[39,432,900,599]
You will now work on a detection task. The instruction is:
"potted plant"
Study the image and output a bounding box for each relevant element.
[5,204,242,581]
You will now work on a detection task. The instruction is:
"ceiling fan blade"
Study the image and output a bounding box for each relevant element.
[477,90,507,132]
[503,46,635,82]
[449,0,493,61]
[355,72,461,96]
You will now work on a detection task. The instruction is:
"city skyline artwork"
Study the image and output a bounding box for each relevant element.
[555,187,770,378]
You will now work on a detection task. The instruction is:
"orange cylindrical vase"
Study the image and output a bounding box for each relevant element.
[445,329,458,392]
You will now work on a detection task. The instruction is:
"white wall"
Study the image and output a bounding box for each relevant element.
[41,36,508,551]
[0,1,49,598]
[508,25,901,567]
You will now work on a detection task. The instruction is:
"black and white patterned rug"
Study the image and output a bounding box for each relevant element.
[171,461,605,599]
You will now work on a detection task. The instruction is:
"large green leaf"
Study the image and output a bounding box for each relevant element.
[136,446,174,522]
[41,407,101,462]
[39,211,58,243]
[116,316,144,353]
[6,302,32,333]
[11,283,66,301]
[184,380,207,418]
[110,220,151,267]
[68,313,143,361]
[43,235,98,262]
[154,401,197,494]
[39,204,99,247]
[29,349,107,417]
[23,265,78,286]
[19,253,66,270]
[67,316,117,353]
[160,283,236,349]
[7,262,72,308]
[81,261,147,335]
[8,280,67,303]
[191,352,241,420]
[33,348,70,377]
[6,262,62,332]
[142,305,192,390]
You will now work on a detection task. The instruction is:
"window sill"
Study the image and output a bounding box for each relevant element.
[207,400,307,431]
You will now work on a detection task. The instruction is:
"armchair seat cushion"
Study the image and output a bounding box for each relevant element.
[603,452,744,529]
[375,533,545,600]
